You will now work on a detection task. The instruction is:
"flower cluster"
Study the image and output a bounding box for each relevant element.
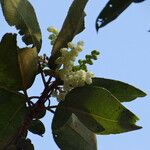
[47,26,59,45]
[47,26,99,101]
[54,41,94,101]
[56,41,94,87]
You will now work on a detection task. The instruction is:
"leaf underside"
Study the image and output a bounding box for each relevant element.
[48,0,88,69]
[1,0,42,51]
[52,111,97,150]
[0,33,38,90]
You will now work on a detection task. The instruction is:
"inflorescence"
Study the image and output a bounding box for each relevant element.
[46,26,100,101]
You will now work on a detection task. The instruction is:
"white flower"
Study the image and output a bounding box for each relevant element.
[77,41,84,46]
[47,26,96,101]
[53,40,94,101]
[60,48,68,56]
[68,42,75,49]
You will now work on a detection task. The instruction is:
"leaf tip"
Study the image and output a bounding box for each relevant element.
[140,90,147,97]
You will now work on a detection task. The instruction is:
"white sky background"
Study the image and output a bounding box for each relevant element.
[0,0,150,150]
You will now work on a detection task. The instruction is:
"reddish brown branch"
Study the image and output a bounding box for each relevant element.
[16,79,59,142]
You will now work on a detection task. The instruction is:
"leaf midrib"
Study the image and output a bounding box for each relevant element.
[63,106,118,123]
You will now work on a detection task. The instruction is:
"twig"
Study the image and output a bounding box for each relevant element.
[47,98,51,107]
[47,105,57,109]
[38,62,47,86]
[46,76,52,86]
[29,96,40,100]
[48,109,55,114]
[23,90,33,107]
[15,79,59,143]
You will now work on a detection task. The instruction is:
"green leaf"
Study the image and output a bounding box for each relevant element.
[52,103,97,149]
[52,113,97,150]
[0,87,28,149]
[63,86,141,135]
[48,0,88,69]
[96,0,134,30]
[0,33,38,90]
[16,138,34,150]
[52,102,72,131]
[32,108,46,119]
[29,119,45,136]
[1,0,42,51]
[22,139,34,150]
[7,145,17,150]
[18,47,38,89]
[134,0,145,3]
[91,77,146,102]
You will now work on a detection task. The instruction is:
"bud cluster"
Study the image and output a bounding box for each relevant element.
[73,50,100,71]
[47,26,59,45]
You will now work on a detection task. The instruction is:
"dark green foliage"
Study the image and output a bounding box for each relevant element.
[0,33,38,90]
[16,138,34,150]
[21,139,34,150]
[0,0,147,149]
[7,145,17,150]
[62,86,141,134]
[52,102,97,149]
[48,0,88,69]
[0,88,28,149]
[96,0,133,30]
[95,0,145,30]
[52,102,72,131]
[0,33,22,90]
[91,77,146,102]
[33,109,46,120]
[29,119,45,136]
[52,114,97,150]
[134,0,145,3]
[0,0,42,51]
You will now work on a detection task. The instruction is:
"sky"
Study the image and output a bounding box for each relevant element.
[0,0,150,150]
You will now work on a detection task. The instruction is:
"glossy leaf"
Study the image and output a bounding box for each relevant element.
[49,0,88,69]
[0,87,27,149]
[63,86,141,134]
[0,33,38,90]
[96,0,134,30]
[1,0,42,51]
[29,119,45,136]
[91,77,146,102]
[52,113,97,150]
